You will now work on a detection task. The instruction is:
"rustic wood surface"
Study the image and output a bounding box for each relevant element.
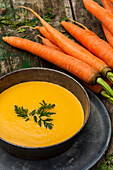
[0,0,113,169]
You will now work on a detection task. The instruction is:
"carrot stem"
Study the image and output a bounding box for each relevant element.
[97,77,113,97]
[106,72,113,83]
[101,91,113,103]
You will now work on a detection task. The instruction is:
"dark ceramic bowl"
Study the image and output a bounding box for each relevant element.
[0,68,90,160]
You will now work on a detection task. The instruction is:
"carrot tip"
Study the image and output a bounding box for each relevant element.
[2,37,7,41]
[37,35,43,39]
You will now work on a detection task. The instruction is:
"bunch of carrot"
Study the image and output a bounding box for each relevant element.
[2,5,113,103]
[35,27,112,94]
[82,0,113,48]
[101,0,113,48]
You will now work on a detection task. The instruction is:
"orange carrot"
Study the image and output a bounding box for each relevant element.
[110,0,113,3]
[101,0,113,48]
[61,21,113,71]
[2,36,100,84]
[102,0,113,13]
[19,6,111,78]
[102,25,113,48]
[83,0,113,34]
[37,35,63,52]
[37,26,57,45]
[83,83,103,94]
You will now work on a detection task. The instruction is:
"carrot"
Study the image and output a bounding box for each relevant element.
[102,25,113,47]
[16,25,63,52]
[3,36,113,99]
[61,20,113,82]
[102,0,113,14]
[83,0,113,35]
[37,35,63,52]
[83,82,105,94]
[19,6,111,78]
[110,0,113,3]
[2,36,100,84]
[101,0,113,48]
[37,26,57,45]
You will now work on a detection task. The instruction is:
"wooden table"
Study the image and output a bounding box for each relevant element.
[0,0,113,169]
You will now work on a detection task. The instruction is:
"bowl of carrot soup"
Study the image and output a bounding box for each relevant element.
[0,68,90,160]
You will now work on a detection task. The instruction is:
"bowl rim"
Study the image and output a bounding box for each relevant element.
[0,67,90,149]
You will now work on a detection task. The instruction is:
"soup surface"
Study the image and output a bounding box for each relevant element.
[0,81,84,147]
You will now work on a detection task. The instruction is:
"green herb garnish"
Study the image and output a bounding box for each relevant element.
[29,109,36,116]
[35,100,56,129]
[14,100,56,130]
[14,105,29,121]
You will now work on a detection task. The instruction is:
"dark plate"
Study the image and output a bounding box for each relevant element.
[0,89,111,170]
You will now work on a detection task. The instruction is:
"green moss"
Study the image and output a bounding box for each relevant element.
[91,153,113,170]
[43,8,55,22]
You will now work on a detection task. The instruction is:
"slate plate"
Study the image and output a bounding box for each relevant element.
[0,89,111,170]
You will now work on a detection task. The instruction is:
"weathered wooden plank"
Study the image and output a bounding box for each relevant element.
[0,0,73,76]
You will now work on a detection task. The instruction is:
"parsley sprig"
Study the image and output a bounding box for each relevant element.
[14,105,29,121]
[14,100,56,130]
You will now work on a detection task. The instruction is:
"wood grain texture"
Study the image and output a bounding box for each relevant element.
[0,0,73,76]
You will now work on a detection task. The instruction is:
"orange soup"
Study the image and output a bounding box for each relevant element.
[0,81,84,147]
